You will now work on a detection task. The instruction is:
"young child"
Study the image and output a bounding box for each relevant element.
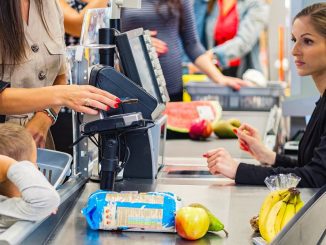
[0,123,60,231]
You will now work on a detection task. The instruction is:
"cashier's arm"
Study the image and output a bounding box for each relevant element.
[51,74,67,115]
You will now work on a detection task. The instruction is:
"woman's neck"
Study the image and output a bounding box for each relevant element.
[312,71,326,96]
[21,0,30,24]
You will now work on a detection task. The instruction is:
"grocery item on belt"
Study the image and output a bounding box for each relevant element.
[82,190,182,232]
[251,174,303,243]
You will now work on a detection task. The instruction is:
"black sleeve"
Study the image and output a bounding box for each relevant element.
[273,154,298,168]
[0,80,10,93]
[235,133,326,188]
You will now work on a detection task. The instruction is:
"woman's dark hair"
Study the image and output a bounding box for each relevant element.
[156,0,183,31]
[0,0,48,77]
[294,3,326,38]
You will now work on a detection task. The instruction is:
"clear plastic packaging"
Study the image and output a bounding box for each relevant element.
[82,191,182,232]
[264,173,301,191]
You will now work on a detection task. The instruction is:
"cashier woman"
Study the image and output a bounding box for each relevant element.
[204,3,326,188]
[0,1,119,148]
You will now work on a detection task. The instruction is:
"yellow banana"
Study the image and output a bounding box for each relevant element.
[260,195,289,242]
[295,194,304,213]
[280,195,296,229]
[258,189,289,234]
[188,203,228,236]
[274,193,292,235]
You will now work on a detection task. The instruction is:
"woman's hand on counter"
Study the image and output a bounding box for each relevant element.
[203,148,239,179]
[196,51,254,90]
[54,85,120,115]
[235,124,276,165]
[217,75,254,91]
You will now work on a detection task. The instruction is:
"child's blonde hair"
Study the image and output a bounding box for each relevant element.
[0,123,34,161]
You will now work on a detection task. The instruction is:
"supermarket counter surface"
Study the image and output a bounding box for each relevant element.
[165,111,271,159]
[47,181,317,245]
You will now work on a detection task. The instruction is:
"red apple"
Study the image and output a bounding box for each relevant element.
[189,119,213,140]
[175,207,210,240]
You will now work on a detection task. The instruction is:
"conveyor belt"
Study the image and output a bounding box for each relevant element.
[47,182,317,245]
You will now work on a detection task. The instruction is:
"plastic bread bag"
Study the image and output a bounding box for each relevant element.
[82,190,182,232]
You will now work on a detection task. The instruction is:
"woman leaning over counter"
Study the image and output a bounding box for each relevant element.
[0,1,119,148]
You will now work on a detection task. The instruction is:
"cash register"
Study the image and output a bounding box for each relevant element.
[71,5,170,190]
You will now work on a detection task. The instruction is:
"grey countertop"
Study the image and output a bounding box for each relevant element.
[47,110,317,244]
[48,182,317,245]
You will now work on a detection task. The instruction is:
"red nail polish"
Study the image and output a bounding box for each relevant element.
[106,106,110,111]
[114,103,119,109]
[203,154,208,158]
[115,98,121,103]
[233,129,238,134]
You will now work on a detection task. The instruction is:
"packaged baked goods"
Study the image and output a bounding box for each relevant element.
[82,191,182,232]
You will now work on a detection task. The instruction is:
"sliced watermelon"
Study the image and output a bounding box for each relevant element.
[163,101,222,133]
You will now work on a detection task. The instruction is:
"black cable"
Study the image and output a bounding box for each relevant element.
[89,135,99,147]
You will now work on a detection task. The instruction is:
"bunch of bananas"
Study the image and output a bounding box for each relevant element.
[255,188,304,242]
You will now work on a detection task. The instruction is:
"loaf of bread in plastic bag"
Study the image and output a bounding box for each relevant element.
[82,190,182,232]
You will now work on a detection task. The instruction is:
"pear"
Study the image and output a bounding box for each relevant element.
[213,120,237,138]
[189,203,228,236]
[213,118,241,138]
[228,118,241,128]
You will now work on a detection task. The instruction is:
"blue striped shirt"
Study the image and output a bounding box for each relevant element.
[121,0,206,96]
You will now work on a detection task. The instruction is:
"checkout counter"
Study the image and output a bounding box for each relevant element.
[0,1,324,244]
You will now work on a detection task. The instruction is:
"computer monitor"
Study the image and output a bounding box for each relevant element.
[115,28,169,105]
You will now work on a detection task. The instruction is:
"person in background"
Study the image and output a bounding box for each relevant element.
[0,1,119,149]
[193,0,210,48]
[205,0,269,77]
[121,0,251,102]
[204,3,326,188]
[0,123,60,231]
[59,0,110,45]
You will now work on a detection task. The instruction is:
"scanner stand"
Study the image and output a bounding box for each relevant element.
[80,112,155,191]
